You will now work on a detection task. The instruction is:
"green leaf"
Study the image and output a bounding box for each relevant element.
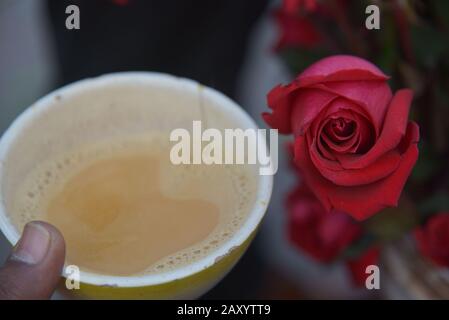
[410,140,441,183]
[281,48,328,75]
[364,200,419,242]
[436,83,449,109]
[374,13,398,75]
[340,233,377,260]
[411,24,448,68]
[417,192,449,216]
[433,0,449,29]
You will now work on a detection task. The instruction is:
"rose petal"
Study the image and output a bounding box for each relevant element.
[310,97,372,138]
[346,247,380,287]
[273,8,323,51]
[315,105,374,154]
[316,118,360,158]
[264,55,390,135]
[288,186,362,263]
[291,88,338,136]
[318,212,362,247]
[263,84,297,133]
[312,81,392,136]
[415,214,449,267]
[310,136,402,186]
[321,129,359,153]
[316,136,338,160]
[309,133,343,171]
[336,89,414,169]
[294,122,419,220]
[312,149,401,186]
[323,117,356,141]
[296,55,389,87]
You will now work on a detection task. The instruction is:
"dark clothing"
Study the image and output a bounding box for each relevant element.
[46,0,268,98]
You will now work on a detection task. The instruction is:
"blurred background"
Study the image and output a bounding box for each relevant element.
[1,0,448,299]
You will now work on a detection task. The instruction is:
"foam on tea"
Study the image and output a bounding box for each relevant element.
[11,134,256,276]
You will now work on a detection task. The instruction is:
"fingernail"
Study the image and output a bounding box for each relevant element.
[11,222,50,265]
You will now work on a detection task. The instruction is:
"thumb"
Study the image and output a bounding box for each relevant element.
[0,221,66,299]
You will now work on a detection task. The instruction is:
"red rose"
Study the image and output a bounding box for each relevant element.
[346,247,380,287]
[287,184,362,263]
[263,55,420,220]
[281,0,348,18]
[415,213,449,267]
[273,8,323,51]
[282,0,317,15]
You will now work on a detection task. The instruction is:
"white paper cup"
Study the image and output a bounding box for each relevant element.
[0,72,273,299]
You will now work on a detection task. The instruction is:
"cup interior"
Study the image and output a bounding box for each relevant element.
[0,72,272,287]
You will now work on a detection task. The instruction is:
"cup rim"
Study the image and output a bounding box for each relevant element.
[0,72,273,288]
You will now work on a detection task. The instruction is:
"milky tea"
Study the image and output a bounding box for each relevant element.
[7,82,258,277]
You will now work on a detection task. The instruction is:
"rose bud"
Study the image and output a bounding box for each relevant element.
[345,246,380,287]
[273,8,323,51]
[415,213,449,267]
[287,184,362,263]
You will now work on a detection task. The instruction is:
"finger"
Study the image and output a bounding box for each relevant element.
[0,221,66,300]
